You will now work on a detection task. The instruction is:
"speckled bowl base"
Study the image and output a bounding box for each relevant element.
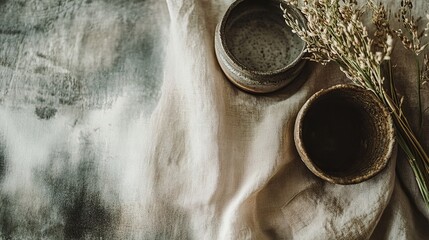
[215,0,306,93]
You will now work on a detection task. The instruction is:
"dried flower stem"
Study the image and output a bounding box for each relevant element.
[394,0,429,129]
[282,0,429,209]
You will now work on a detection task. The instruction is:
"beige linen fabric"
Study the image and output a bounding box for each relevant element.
[0,0,428,239]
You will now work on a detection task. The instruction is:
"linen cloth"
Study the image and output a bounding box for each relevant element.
[0,0,428,239]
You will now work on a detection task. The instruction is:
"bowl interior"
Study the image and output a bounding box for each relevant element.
[299,87,393,182]
[222,0,304,73]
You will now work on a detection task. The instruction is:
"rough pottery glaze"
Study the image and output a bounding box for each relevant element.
[214,0,306,93]
[294,84,395,185]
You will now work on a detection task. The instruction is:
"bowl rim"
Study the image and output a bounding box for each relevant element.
[294,84,396,185]
[218,0,307,76]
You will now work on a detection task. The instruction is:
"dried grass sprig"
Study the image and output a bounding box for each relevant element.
[282,0,429,209]
[394,0,429,55]
[394,0,429,129]
[281,0,391,96]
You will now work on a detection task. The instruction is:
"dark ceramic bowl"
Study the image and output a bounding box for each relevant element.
[214,0,306,93]
[294,84,395,184]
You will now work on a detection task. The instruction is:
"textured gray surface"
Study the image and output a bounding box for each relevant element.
[0,0,167,114]
[0,0,169,239]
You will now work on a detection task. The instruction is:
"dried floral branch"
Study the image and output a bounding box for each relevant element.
[394,0,429,129]
[394,0,429,55]
[369,1,393,50]
[282,0,429,209]
[423,54,429,86]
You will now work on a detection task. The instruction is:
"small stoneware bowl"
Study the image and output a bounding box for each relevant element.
[294,84,395,185]
[214,0,306,93]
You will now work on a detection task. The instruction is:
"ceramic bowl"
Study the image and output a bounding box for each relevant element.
[214,0,306,93]
[294,84,395,184]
